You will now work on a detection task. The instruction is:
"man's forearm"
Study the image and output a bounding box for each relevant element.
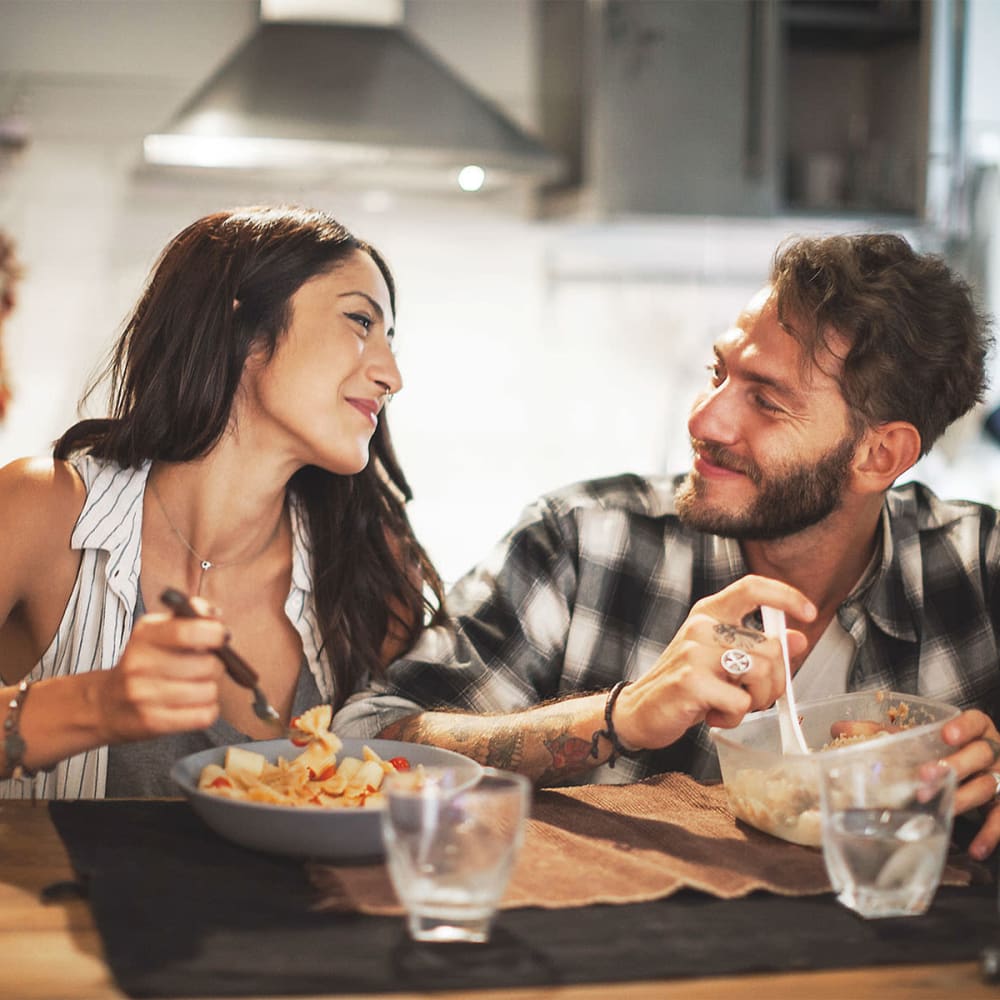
[377,692,613,785]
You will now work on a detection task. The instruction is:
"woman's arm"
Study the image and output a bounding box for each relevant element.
[1,612,229,778]
[0,457,230,779]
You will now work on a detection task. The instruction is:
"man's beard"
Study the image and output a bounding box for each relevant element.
[674,433,859,541]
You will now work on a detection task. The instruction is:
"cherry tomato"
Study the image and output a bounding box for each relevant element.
[310,765,337,782]
[209,776,232,789]
[288,717,311,746]
[389,756,410,771]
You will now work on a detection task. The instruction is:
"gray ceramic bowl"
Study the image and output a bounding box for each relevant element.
[711,691,960,848]
[171,737,483,862]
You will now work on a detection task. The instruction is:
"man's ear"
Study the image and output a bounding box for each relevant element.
[852,421,922,490]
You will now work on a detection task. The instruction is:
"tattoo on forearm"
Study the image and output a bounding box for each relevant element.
[378,716,426,742]
[377,701,606,786]
[713,622,766,651]
[484,732,525,771]
[379,713,526,771]
[537,732,594,785]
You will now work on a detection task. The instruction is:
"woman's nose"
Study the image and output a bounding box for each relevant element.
[369,339,403,396]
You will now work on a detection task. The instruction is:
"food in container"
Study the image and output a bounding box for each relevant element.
[710,691,960,847]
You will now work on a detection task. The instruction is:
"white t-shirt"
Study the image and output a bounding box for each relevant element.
[791,542,882,703]
[792,616,855,702]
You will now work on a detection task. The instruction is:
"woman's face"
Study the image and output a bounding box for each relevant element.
[243,249,402,475]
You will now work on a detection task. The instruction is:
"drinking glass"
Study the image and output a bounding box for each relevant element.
[381,767,531,943]
[818,754,956,919]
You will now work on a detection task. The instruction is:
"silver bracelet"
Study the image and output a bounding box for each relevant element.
[3,679,36,780]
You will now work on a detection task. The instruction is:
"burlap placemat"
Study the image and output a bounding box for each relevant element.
[311,772,978,914]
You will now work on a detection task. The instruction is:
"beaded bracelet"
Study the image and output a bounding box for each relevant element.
[589,680,640,768]
[3,679,36,780]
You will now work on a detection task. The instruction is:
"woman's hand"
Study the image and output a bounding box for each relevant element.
[612,575,816,752]
[94,609,229,744]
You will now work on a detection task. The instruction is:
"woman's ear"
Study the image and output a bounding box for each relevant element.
[852,421,922,491]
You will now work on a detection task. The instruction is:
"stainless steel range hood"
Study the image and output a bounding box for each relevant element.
[143,20,562,190]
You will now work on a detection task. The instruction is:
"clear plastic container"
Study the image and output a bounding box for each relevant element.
[710,691,960,848]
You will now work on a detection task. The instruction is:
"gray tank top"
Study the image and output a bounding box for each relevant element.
[106,588,324,798]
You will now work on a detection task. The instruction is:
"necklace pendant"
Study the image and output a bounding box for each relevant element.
[200,560,212,572]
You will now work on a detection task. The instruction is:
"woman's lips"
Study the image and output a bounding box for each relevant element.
[347,398,379,426]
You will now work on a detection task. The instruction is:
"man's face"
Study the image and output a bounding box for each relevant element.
[675,287,861,540]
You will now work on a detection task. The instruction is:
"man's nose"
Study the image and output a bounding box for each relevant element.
[688,384,739,445]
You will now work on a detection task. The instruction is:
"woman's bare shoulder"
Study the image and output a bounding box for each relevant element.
[0,456,87,546]
[0,458,89,675]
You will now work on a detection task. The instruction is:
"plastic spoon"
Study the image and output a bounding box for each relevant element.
[761,605,809,754]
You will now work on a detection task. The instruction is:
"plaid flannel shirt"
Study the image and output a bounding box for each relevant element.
[335,474,1000,784]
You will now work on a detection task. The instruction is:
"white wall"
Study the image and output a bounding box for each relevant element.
[1,0,998,588]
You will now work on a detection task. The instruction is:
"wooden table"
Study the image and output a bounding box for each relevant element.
[3,799,997,1000]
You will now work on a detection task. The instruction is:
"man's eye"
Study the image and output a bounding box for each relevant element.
[754,394,781,414]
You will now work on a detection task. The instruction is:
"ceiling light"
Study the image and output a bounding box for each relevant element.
[457,165,486,192]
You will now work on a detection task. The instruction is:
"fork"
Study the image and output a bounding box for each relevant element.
[159,587,285,733]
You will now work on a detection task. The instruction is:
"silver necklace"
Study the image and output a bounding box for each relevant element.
[148,477,284,596]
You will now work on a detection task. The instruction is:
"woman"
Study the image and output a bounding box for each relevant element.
[0,205,445,798]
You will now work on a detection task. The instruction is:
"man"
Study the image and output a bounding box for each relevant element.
[335,233,1000,859]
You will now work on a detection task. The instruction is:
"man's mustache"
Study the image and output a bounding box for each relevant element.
[691,440,762,484]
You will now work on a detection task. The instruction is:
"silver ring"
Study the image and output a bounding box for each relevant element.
[991,772,1000,801]
[720,648,752,677]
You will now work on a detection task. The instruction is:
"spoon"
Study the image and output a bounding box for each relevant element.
[761,605,809,754]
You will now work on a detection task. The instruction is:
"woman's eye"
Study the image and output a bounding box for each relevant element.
[347,312,372,333]
[706,362,724,386]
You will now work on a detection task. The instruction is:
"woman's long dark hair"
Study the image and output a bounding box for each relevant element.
[55,205,446,709]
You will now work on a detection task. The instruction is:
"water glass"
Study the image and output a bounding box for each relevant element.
[380,767,531,943]
[818,755,956,919]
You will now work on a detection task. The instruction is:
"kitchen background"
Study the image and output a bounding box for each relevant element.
[1,0,998,585]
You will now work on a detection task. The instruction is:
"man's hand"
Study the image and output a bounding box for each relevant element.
[612,575,817,753]
[938,709,1000,860]
[379,574,817,786]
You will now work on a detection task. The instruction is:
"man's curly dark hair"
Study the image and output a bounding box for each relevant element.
[771,233,994,455]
